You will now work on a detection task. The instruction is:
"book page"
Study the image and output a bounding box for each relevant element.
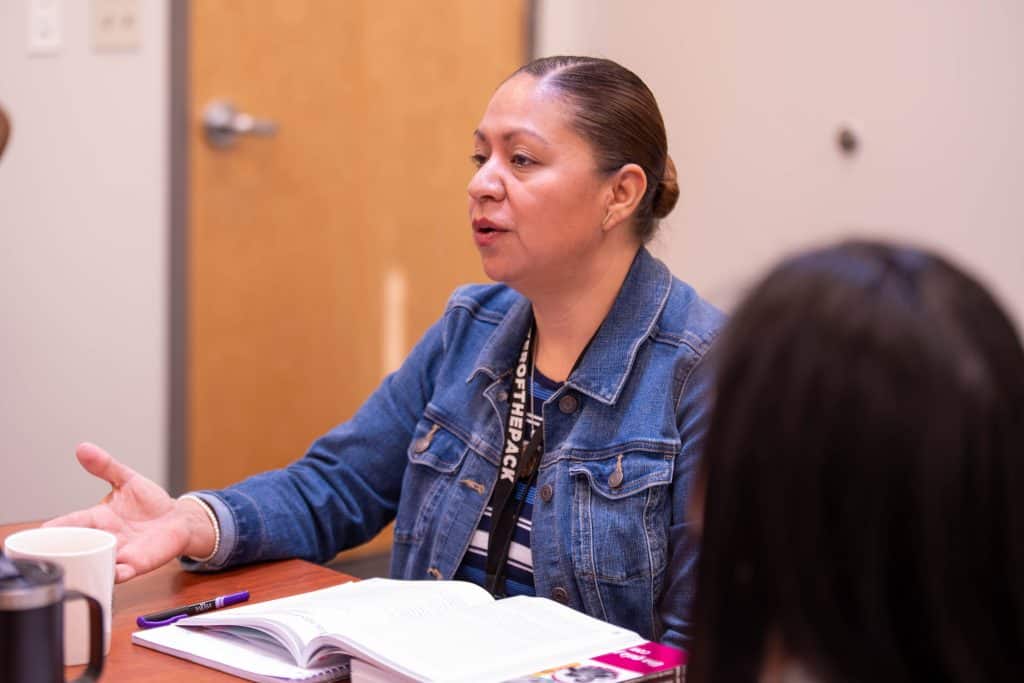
[179,582,363,661]
[332,595,644,682]
[182,578,495,666]
[131,623,349,682]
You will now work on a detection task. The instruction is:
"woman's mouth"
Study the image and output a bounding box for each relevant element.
[472,218,504,233]
[472,218,507,247]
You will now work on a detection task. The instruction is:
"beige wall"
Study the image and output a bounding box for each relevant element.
[0,0,169,523]
[536,0,1024,324]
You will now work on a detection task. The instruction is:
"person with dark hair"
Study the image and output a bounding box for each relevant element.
[48,56,724,647]
[687,241,1024,681]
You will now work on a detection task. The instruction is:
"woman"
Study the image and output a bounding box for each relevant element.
[48,56,724,647]
[687,242,1024,681]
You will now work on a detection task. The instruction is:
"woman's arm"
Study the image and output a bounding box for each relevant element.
[188,316,449,569]
[659,352,716,649]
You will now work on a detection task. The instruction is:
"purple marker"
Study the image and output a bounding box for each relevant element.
[136,590,250,628]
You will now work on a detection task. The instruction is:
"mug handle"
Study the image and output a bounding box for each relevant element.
[64,589,104,683]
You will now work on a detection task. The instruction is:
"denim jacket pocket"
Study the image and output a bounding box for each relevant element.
[568,449,674,585]
[393,419,470,544]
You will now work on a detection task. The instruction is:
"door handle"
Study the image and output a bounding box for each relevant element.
[202,100,278,148]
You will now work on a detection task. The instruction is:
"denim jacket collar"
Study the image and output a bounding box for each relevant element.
[469,247,672,405]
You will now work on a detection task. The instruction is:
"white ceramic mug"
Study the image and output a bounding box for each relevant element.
[4,527,116,665]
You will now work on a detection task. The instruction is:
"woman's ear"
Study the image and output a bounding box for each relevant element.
[602,163,647,232]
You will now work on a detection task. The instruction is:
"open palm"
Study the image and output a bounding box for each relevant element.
[45,443,192,582]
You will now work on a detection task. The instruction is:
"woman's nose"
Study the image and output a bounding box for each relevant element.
[467,161,505,203]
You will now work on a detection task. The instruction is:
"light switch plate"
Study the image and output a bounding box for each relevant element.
[28,0,62,56]
[92,0,141,52]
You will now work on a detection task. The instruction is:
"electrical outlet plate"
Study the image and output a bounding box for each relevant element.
[28,0,62,56]
[92,0,141,52]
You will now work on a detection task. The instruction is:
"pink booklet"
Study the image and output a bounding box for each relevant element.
[507,641,687,682]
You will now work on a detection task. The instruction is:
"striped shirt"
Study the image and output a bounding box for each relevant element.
[454,371,561,596]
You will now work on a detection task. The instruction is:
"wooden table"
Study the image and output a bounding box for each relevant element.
[1,521,356,681]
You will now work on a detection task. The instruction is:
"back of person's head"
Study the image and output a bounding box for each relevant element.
[688,241,1024,682]
[513,56,678,242]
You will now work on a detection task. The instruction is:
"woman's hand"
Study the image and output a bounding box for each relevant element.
[43,443,216,582]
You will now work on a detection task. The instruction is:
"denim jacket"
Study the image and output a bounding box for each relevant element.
[189,247,725,648]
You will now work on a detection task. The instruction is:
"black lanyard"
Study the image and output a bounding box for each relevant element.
[485,316,600,596]
[485,322,543,597]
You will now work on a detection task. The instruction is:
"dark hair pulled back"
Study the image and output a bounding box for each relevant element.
[514,56,677,243]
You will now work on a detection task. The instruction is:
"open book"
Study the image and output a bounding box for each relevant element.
[131,578,677,683]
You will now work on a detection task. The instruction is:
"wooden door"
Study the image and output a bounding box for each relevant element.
[187,2,526,496]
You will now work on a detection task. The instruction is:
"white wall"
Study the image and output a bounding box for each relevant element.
[0,0,169,523]
[536,0,1024,324]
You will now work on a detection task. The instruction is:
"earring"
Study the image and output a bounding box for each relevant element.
[601,210,611,227]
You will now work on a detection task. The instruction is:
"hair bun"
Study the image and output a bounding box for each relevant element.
[652,155,679,219]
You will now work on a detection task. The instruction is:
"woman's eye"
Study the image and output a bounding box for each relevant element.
[470,154,487,168]
[510,154,534,168]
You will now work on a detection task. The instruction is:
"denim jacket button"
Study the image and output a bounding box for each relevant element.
[551,586,569,604]
[497,390,509,402]
[608,453,625,488]
[557,394,579,414]
[413,424,439,454]
[539,483,554,502]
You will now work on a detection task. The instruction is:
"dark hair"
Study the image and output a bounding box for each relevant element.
[689,241,1024,682]
[514,56,677,243]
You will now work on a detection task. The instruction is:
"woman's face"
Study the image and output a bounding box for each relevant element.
[467,73,614,292]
